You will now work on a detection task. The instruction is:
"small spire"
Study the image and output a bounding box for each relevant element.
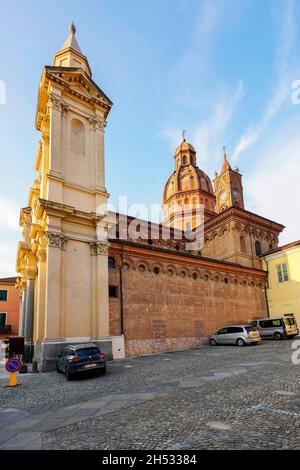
[70,22,76,35]
[221,146,232,173]
[182,129,186,142]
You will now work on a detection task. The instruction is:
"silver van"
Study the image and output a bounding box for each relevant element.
[209,325,261,347]
[250,315,299,340]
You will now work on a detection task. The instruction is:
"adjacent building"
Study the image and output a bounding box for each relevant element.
[0,277,20,339]
[262,241,300,325]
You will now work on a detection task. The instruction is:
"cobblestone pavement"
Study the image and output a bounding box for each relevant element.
[0,340,299,450]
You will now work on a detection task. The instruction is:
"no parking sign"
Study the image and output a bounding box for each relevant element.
[5,358,22,373]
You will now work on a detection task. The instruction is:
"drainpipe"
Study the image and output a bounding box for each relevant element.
[119,242,124,335]
[263,256,270,318]
[248,221,255,268]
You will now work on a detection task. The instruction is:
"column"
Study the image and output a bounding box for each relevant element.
[48,94,64,177]
[24,271,36,339]
[18,281,27,336]
[90,241,110,337]
[43,232,68,340]
[95,119,106,190]
[35,247,47,341]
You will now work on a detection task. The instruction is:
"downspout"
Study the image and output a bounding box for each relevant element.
[119,242,124,335]
[248,221,255,268]
[263,256,270,318]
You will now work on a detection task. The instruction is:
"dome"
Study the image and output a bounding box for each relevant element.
[175,139,196,155]
[163,165,214,202]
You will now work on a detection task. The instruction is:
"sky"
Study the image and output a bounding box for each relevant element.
[0,0,300,276]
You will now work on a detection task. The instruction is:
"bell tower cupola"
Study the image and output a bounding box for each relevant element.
[214,148,244,213]
[53,23,92,77]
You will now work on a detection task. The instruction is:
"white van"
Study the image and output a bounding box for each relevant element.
[250,314,299,340]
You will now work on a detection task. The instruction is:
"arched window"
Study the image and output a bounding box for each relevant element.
[71,119,85,155]
[255,240,262,256]
[240,236,247,254]
[183,155,187,165]
[108,257,116,269]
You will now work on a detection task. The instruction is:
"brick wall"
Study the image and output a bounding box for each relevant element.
[108,245,267,356]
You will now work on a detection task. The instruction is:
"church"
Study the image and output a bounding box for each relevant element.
[16,26,284,370]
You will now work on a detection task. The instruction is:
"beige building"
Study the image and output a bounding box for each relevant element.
[16,24,115,370]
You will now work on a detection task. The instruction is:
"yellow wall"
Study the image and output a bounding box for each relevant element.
[263,245,300,325]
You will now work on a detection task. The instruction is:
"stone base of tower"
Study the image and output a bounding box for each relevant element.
[33,337,113,372]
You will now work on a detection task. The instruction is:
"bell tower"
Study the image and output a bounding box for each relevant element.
[214,149,244,213]
[16,24,113,371]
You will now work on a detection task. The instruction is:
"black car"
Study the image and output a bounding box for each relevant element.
[56,343,107,380]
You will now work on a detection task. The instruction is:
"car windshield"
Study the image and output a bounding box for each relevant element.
[284,317,296,326]
[245,326,257,333]
[76,348,100,357]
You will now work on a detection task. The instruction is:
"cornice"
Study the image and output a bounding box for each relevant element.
[205,207,285,233]
[109,240,266,278]
[37,198,105,225]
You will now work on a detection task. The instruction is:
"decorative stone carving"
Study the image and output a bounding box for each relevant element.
[37,249,47,263]
[48,95,69,115]
[90,241,109,256]
[88,116,106,131]
[44,232,68,249]
[27,269,37,280]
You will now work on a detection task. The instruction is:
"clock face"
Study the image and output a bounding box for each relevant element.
[219,190,228,203]
[233,190,239,200]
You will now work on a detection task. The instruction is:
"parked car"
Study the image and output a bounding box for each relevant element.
[56,343,107,380]
[249,314,299,340]
[209,325,261,347]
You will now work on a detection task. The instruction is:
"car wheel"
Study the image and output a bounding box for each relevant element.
[210,338,217,346]
[274,332,282,341]
[65,369,73,381]
[237,338,245,347]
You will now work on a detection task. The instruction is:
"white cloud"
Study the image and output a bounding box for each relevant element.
[245,118,300,245]
[0,241,18,277]
[193,80,245,172]
[162,80,245,173]
[232,0,296,163]
[0,197,20,231]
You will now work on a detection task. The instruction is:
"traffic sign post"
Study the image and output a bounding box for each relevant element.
[5,357,22,387]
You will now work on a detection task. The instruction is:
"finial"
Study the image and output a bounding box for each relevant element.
[70,22,76,35]
[182,129,186,142]
[223,145,227,158]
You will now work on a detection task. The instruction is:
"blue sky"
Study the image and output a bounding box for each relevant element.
[0,0,300,276]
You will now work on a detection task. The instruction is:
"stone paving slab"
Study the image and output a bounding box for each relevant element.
[0,341,298,450]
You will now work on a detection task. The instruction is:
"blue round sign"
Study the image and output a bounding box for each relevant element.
[5,358,21,373]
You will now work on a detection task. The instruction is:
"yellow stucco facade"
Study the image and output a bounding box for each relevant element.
[16,24,114,370]
[263,241,300,325]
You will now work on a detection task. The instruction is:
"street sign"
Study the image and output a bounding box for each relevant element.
[5,358,22,373]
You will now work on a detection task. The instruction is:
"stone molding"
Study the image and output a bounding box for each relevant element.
[90,241,109,256]
[48,94,69,115]
[26,269,38,280]
[88,116,106,131]
[37,249,47,263]
[44,232,69,249]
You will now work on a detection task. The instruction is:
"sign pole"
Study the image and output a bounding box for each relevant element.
[8,372,17,387]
